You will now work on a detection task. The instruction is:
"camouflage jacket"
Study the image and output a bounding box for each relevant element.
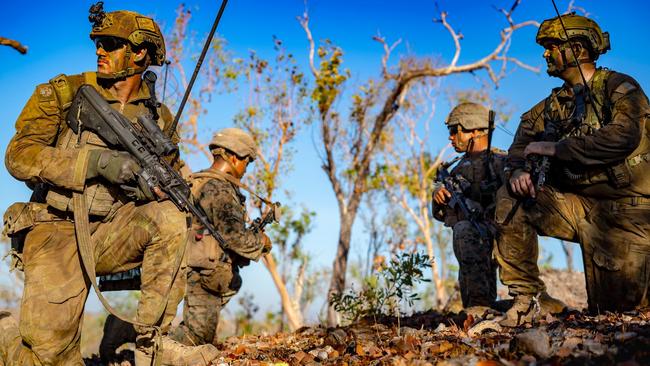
[507,68,650,198]
[432,148,507,227]
[192,171,265,261]
[5,71,179,217]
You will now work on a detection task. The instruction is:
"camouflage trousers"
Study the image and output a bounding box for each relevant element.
[6,200,187,365]
[170,259,242,346]
[452,221,497,308]
[495,185,650,313]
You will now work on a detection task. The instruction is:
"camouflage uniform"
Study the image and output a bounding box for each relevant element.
[170,171,266,346]
[432,103,506,308]
[2,70,187,365]
[496,14,650,314]
[433,150,506,307]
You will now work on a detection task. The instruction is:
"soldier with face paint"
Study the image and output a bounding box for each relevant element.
[0,3,219,365]
[432,102,507,314]
[495,14,650,327]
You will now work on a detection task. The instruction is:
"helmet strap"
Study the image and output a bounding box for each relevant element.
[213,148,239,174]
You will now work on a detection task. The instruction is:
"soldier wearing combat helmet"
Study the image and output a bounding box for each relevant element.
[142,128,271,349]
[1,2,220,365]
[495,13,650,326]
[170,127,273,346]
[100,127,274,354]
[431,102,506,314]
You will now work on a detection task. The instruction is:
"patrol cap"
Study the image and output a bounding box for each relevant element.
[209,128,257,161]
[536,13,610,59]
[445,102,493,130]
[89,2,166,66]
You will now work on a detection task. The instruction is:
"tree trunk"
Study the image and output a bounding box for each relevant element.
[424,235,445,308]
[262,254,303,331]
[326,213,354,327]
[561,240,574,273]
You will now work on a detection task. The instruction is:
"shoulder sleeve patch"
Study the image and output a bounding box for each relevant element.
[614,81,637,95]
[36,84,55,102]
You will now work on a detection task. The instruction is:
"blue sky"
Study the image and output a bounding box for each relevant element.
[2,1,649,318]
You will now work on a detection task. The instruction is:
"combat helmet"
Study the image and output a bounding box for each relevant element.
[536,13,610,60]
[89,2,166,79]
[445,102,493,131]
[209,128,258,161]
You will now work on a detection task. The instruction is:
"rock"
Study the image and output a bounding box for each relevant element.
[511,329,552,359]
[555,336,583,357]
[400,326,419,335]
[317,351,328,361]
[467,320,503,337]
[422,340,454,355]
[614,332,637,342]
[583,339,607,356]
[323,328,347,351]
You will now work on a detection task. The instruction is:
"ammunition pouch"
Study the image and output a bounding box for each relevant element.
[606,161,632,189]
[3,202,63,272]
[198,262,242,296]
[3,202,62,238]
[187,227,226,270]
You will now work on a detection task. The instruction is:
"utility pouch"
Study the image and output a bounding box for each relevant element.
[3,202,61,272]
[3,202,59,237]
[607,162,632,189]
[188,229,225,270]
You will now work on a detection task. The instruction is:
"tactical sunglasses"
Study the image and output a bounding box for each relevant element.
[94,37,127,52]
[447,125,469,135]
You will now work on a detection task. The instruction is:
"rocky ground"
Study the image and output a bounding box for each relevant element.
[83,269,649,365]
[85,308,650,366]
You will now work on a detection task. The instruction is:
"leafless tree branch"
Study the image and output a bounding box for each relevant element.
[0,37,27,54]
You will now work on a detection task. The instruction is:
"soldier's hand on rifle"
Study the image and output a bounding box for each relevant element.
[261,233,273,254]
[87,150,141,184]
[510,170,536,198]
[433,186,452,206]
[524,141,556,157]
[121,176,160,201]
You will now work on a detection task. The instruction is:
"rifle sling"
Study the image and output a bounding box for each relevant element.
[72,147,185,365]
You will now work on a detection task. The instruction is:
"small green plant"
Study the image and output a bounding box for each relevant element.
[330,252,431,322]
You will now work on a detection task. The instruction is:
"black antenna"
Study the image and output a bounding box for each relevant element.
[485,109,496,180]
[168,0,229,135]
[162,59,171,104]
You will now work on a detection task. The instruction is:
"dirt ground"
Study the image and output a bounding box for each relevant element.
[85,270,650,366]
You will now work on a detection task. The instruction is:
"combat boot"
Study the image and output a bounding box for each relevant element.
[500,291,567,327]
[0,311,21,366]
[538,291,567,314]
[100,314,137,363]
[135,335,220,366]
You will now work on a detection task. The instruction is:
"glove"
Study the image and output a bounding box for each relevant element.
[121,176,156,201]
[87,150,141,185]
[261,233,273,254]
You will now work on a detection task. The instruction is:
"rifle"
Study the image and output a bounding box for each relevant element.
[250,202,281,234]
[67,84,228,249]
[436,160,490,240]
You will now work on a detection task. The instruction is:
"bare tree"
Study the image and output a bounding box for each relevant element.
[298,1,539,326]
[0,37,27,54]
[230,39,315,332]
[163,6,315,331]
[379,79,449,308]
[561,240,574,273]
